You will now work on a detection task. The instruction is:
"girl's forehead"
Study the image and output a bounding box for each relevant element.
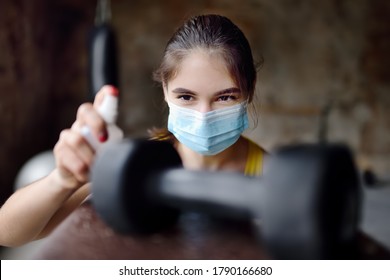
[168,52,237,92]
[173,50,233,79]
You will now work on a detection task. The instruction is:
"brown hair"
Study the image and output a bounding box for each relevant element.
[153,14,260,100]
[150,14,261,140]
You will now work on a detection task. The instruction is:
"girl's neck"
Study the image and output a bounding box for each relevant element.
[175,136,249,173]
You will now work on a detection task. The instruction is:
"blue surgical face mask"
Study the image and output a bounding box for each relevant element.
[167,101,249,156]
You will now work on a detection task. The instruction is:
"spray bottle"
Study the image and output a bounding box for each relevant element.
[81,87,123,150]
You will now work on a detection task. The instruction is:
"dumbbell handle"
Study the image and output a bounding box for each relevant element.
[147,168,264,220]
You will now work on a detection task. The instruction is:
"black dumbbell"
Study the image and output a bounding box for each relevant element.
[91,139,362,259]
[362,169,390,188]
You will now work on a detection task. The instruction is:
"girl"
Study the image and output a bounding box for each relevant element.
[0,14,265,247]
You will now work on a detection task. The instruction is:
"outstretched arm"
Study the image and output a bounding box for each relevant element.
[0,86,115,247]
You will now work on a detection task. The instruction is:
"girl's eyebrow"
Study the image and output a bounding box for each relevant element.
[171,87,241,95]
[216,87,241,95]
[172,87,195,94]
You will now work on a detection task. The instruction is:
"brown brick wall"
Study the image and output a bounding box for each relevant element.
[0,0,389,203]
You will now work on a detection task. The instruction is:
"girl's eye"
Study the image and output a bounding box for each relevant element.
[218,95,237,102]
[178,95,193,101]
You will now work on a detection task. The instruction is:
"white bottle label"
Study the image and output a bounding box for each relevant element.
[80,126,101,150]
[80,89,123,150]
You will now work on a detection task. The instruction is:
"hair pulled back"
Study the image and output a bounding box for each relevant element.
[153,14,259,101]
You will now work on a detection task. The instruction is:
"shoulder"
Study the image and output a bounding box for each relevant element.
[243,137,267,176]
[246,137,267,155]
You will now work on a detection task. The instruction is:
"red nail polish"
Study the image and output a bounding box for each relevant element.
[98,131,108,142]
[106,85,119,97]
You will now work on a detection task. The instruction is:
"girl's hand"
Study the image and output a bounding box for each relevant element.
[52,85,117,189]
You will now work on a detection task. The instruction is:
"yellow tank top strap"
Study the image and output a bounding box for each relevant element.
[244,138,264,177]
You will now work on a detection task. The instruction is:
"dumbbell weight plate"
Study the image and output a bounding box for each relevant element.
[261,144,362,259]
[91,139,182,233]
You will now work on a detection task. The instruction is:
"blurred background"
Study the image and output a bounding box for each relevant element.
[0,0,389,257]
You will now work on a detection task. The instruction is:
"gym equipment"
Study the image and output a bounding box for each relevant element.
[31,200,390,260]
[88,0,118,100]
[91,139,362,259]
[362,169,390,188]
[14,151,55,190]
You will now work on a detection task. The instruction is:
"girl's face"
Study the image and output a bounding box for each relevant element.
[164,50,246,113]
